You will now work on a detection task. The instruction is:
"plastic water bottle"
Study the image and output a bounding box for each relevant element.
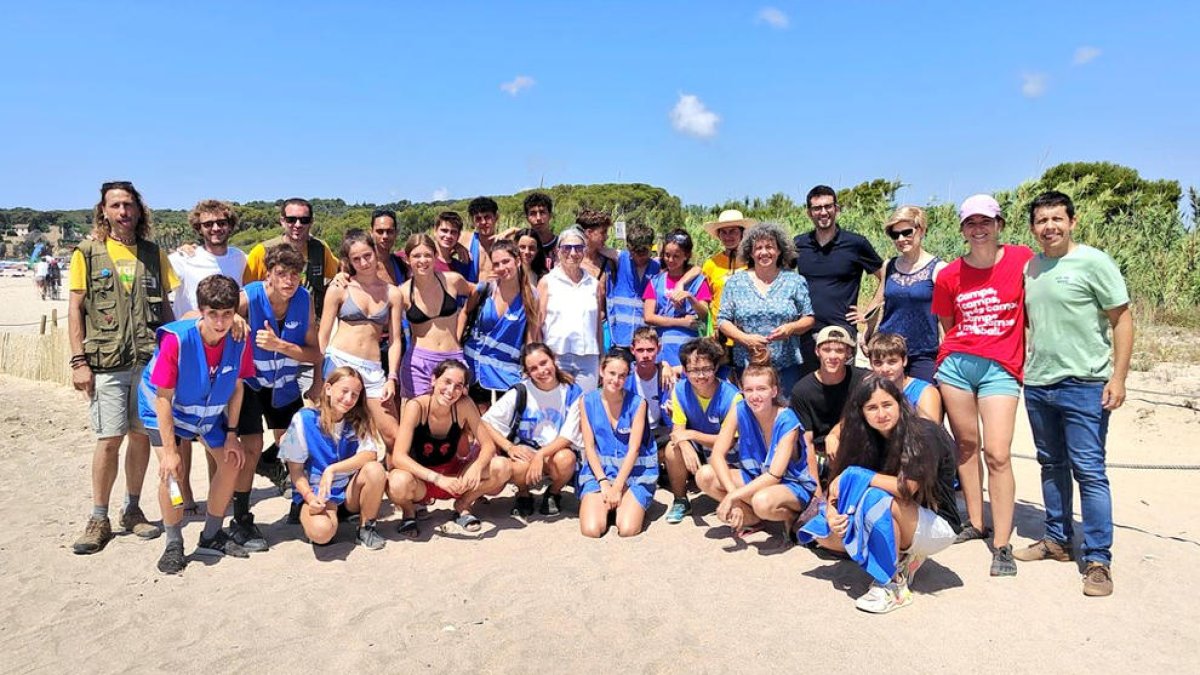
[167,476,184,509]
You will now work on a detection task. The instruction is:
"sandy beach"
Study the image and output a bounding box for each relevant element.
[1,277,1198,673]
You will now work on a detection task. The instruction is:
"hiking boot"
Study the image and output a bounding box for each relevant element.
[665,498,691,524]
[229,515,269,553]
[539,492,562,516]
[511,495,535,518]
[1013,538,1072,563]
[120,505,162,540]
[195,529,250,559]
[72,516,113,555]
[156,541,187,575]
[357,522,387,551]
[990,544,1018,577]
[1083,563,1113,597]
[855,580,913,614]
[953,524,990,545]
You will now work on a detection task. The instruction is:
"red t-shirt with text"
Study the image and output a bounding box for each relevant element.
[932,245,1034,381]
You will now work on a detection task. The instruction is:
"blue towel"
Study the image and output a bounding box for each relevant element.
[798,466,898,583]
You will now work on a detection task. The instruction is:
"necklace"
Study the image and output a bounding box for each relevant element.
[109,230,135,245]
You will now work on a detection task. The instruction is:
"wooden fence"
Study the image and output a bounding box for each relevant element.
[0,320,71,386]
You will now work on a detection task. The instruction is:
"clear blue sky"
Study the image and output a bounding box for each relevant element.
[2,1,1197,211]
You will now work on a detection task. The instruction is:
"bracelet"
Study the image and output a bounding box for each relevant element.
[388,372,400,382]
[765,468,783,480]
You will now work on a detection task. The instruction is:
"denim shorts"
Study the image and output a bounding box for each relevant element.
[936,352,1020,398]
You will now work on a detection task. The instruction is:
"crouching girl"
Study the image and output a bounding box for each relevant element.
[799,376,961,613]
[696,365,815,544]
[578,352,659,537]
[280,366,388,551]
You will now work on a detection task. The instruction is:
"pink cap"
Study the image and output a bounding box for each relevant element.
[959,194,1001,223]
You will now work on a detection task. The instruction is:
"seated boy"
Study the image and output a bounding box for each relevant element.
[662,338,742,524]
[138,275,256,575]
[866,332,942,422]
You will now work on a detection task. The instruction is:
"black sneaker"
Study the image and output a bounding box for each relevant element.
[287,501,303,524]
[357,521,386,550]
[511,495,535,518]
[229,515,269,553]
[156,541,187,575]
[540,492,562,516]
[195,529,250,559]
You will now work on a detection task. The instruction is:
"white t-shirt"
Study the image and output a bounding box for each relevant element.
[632,369,663,427]
[169,246,248,316]
[34,261,49,278]
[482,381,583,450]
[542,267,600,357]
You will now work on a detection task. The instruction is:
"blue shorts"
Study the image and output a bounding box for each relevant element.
[936,352,1020,398]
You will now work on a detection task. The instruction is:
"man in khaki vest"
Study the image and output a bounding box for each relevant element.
[68,181,180,554]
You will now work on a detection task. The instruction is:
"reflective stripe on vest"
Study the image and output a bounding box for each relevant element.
[244,281,309,406]
[138,319,245,441]
[606,251,659,348]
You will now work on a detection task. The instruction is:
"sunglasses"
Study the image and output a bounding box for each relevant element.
[887,227,916,240]
[198,218,231,229]
[282,216,313,225]
[101,181,135,191]
[559,243,585,254]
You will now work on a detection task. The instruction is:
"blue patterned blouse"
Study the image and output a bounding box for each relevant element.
[717,269,814,370]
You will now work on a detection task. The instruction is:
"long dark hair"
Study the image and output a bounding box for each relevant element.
[491,239,540,340]
[830,375,942,509]
[514,228,549,278]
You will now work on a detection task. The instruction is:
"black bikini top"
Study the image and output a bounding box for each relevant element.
[405,273,457,324]
[411,401,463,468]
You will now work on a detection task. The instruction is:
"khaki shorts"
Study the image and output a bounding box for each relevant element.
[90,365,147,439]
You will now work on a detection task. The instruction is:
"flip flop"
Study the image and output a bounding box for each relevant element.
[453,513,482,533]
[397,518,419,538]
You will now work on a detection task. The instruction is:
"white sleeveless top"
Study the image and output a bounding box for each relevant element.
[542,267,600,356]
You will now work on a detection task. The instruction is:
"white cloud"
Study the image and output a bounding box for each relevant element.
[755,7,789,29]
[500,75,535,96]
[431,187,451,201]
[1021,72,1048,98]
[669,94,720,139]
[1073,46,1102,66]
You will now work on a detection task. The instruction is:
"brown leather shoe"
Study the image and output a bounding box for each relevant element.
[1083,563,1113,597]
[1013,538,1072,562]
[120,505,162,539]
[72,516,114,555]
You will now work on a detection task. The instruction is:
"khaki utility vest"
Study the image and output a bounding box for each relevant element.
[76,238,167,371]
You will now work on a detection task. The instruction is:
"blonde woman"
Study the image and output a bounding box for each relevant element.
[875,206,948,383]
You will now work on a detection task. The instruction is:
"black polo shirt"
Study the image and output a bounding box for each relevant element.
[793,228,883,335]
[789,366,868,448]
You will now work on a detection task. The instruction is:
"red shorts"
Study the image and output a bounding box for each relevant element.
[420,456,471,503]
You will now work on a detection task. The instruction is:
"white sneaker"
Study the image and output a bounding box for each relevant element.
[855,580,913,614]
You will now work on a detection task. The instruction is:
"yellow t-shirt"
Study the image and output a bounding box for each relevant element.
[69,239,180,294]
[670,387,743,426]
[701,252,746,335]
[243,239,339,285]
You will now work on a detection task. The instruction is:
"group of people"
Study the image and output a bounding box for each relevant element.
[66,180,1132,613]
[33,254,62,300]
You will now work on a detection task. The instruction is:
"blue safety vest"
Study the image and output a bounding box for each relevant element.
[464,284,527,391]
[577,389,658,490]
[291,407,362,505]
[674,378,740,435]
[138,319,245,446]
[649,271,704,367]
[606,250,659,348]
[735,403,815,493]
[244,281,310,407]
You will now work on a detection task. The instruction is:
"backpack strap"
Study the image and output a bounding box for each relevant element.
[506,382,528,444]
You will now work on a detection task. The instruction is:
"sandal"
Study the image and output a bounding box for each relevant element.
[453,513,482,533]
[397,517,419,538]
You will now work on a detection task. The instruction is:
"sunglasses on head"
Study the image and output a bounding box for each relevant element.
[886,227,916,240]
[283,216,313,225]
[101,181,135,192]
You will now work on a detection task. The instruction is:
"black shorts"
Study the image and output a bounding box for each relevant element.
[237,386,304,436]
